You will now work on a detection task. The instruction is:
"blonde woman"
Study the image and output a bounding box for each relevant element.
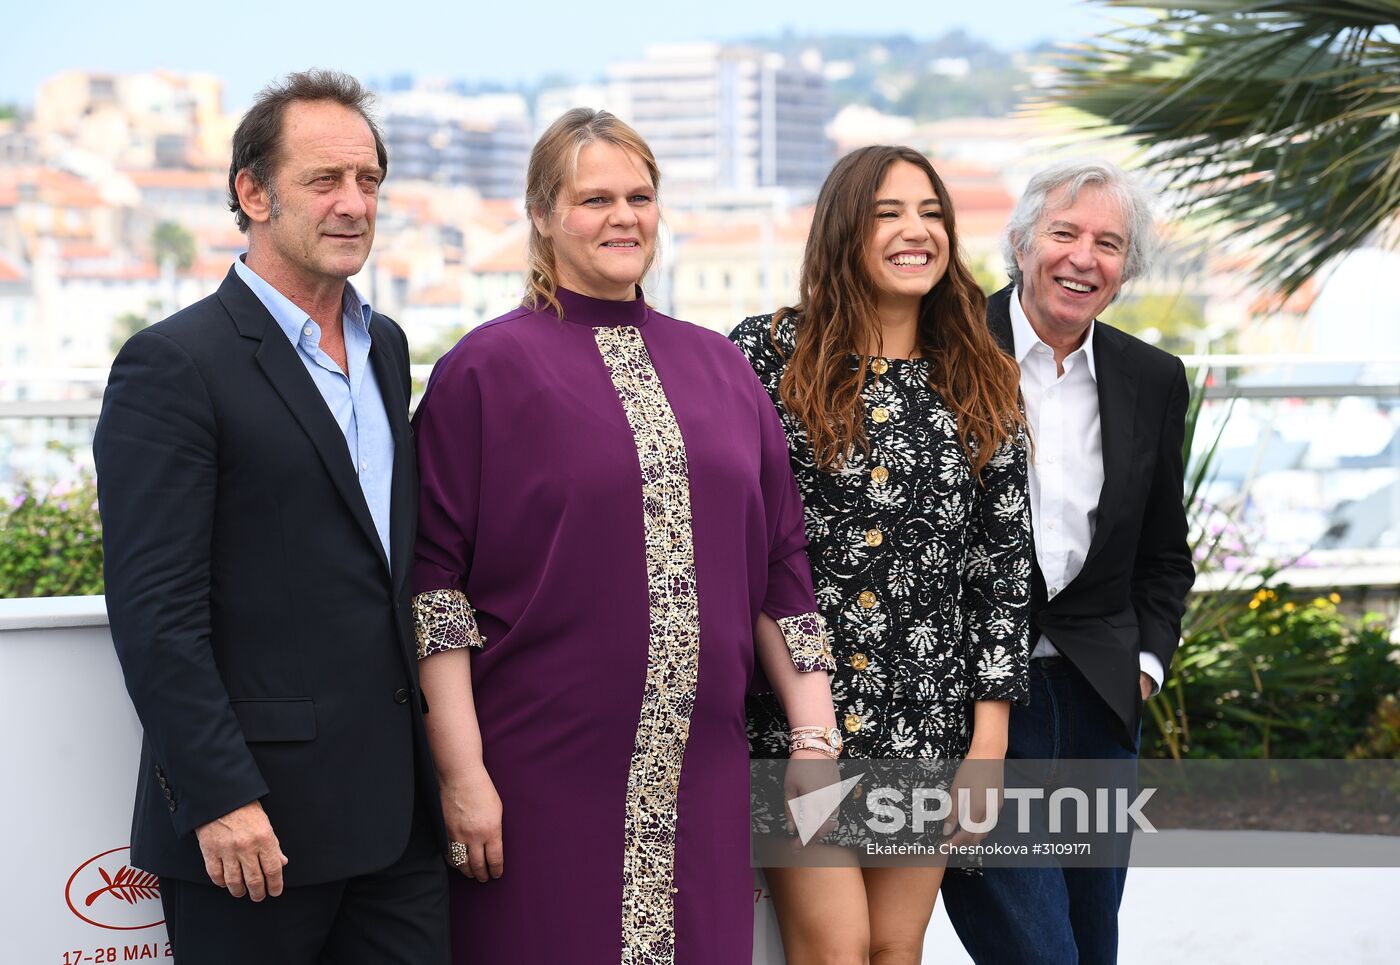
[410,108,837,963]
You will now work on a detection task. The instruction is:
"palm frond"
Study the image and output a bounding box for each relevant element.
[1045,0,1400,296]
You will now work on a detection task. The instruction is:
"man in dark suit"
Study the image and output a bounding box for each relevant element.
[942,160,1195,964]
[95,70,448,963]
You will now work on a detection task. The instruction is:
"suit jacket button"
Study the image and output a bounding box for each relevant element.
[394,688,410,704]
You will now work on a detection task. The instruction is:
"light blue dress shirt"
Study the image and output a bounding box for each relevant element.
[234,257,395,565]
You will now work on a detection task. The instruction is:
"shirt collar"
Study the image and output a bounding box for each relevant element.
[233,255,373,344]
[552,285,650,328]
[1009,286,1097,381]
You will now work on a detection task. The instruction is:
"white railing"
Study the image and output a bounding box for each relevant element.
[3,358,1398,592]
[3,354,1398,418]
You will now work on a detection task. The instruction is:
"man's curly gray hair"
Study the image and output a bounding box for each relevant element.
[1001,159,1160,290]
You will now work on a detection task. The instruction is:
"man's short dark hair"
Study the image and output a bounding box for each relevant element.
[227,69,388,232]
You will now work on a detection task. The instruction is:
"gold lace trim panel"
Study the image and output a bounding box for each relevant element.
[593,325,700,965]
[778,611,836,672]
[411,588,485,659]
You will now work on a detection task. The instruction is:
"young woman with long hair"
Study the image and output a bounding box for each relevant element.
[732,145,1033,964]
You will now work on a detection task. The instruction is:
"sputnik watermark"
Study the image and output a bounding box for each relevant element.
[789,773,866,845]
[758,758,1400,868]
[865,785,1157,835]
[786,779,1156,846]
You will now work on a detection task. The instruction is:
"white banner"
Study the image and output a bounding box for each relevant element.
[0,597,169,964]
[0,598,786,963]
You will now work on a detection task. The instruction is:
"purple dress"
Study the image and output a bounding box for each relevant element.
[411,287,833,965]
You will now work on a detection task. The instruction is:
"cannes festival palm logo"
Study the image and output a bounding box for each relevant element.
[65,847,164,930]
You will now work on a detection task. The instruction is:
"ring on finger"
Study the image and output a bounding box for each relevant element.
[449,841,469,867]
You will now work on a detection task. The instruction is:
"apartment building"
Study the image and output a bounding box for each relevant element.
[380,89,532,200]
[605,44,833,200]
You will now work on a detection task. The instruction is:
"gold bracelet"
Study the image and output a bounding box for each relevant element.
[788,724,843,758]
[789,738,840,760]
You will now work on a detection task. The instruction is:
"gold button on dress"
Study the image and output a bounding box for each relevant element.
[730,310,1032,769]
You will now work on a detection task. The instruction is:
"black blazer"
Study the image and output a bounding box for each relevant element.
[95,268,441,885]
[988,285,1195,750]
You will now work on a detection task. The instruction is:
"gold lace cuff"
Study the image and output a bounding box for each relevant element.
[777,612,835,672]
[412,589,485,659]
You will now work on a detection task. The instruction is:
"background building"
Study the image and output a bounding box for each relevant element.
[603,44,834,200]
[33,70,230,168]
[379,88,532,199]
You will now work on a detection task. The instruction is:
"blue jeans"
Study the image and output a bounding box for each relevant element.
[941,657,1138,965]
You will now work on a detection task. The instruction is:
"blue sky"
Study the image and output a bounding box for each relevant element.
[4,0,1120,108]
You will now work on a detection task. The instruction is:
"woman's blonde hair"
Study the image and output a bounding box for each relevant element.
[523,108,662,316]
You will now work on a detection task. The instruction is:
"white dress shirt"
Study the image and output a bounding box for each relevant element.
[1010,290,1164,692]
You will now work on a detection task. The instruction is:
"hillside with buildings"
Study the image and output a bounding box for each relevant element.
[0,37,1395,559]
[0,38,1337,373]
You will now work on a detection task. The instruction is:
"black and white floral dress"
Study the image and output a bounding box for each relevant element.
[733,313,1032,761]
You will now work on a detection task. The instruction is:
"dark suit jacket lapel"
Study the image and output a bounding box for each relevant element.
[1081,323,1137,573]
[988,287,1051,608]
[368,321,414,597]
[989,285,1134,587]
[988,286,1015,355]
[217,268,390,575]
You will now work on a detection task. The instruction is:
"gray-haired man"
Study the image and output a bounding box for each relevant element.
[942,160,1194,963]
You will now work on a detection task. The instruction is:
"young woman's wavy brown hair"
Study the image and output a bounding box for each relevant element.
[774,145,1025,478]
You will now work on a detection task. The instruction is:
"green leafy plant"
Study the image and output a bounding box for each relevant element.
[1342,694,1400,808]
[1148,587,1399,759]
[0,480,104,598]
[1145,364,1241,757]
[1350,694,1400,762]
[1048,0,1400,298]
[151,221,196,272]
[1145,367,1400,759]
